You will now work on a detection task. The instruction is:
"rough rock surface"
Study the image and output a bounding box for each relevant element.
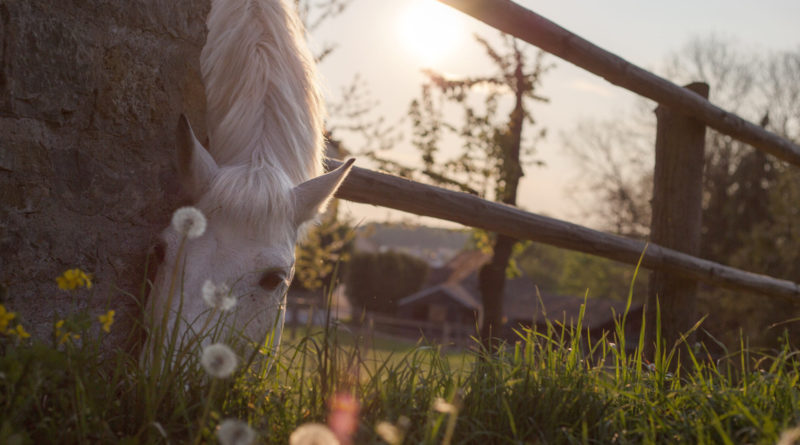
[0,0,209,346]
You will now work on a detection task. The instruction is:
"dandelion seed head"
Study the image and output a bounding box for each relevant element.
[201,343,238,378]
[433,397,457,414]
[202,280,236,311]
[778,426,800,445]
[375,421,401,445]
[289,423,339,445]
[217,419,256,445]
[396,415,410,430]
[171,206,207,239]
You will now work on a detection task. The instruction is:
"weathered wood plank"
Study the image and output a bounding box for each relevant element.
[647,82,709,349]
[436,0,800,167]
[329,160,800,302]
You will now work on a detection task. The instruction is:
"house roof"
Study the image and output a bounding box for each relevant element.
[426,250,491,286]
[398,282,482,311]
[399,249,643,331]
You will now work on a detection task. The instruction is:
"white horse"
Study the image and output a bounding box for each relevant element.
[145,0,353,357]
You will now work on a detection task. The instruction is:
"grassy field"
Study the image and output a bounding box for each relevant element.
[283,322,474,376]
[1,262,799,444]
[1,293,800,444]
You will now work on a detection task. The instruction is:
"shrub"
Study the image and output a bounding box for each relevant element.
[345,251,429,314]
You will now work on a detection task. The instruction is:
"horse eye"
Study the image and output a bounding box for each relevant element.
[259,271,286,291]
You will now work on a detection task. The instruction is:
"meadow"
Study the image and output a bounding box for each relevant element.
[1,270,799,445]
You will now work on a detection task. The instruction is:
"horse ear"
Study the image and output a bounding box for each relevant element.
[176,114,218,199]
[292,158,355,226]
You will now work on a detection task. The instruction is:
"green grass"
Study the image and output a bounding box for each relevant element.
[1,254,798,444]
[1,300,799,444]
[283,323,473,376]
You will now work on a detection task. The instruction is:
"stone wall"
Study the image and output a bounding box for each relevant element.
[0,0,209,344]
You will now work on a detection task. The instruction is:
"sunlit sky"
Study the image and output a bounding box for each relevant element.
[310,0,800,229]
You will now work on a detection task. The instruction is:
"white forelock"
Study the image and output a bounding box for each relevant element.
[201,0,325,184]
[197,163,297,241]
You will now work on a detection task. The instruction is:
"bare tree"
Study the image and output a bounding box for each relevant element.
[563,110,654,238]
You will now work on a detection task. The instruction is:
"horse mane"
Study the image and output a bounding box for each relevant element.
[197,0,325,236]
[201,0,324,184]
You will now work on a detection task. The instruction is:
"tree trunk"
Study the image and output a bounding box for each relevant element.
[479,233,516,347]
[478,55,526,350]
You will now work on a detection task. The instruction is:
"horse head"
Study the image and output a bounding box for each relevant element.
[145,115,353,357]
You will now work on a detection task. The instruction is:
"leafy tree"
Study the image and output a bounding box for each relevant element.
[345,251,429,315]
[403,35,551,346]
[516,242,647,303]
[563,114,654,238]
[293,211,355,292]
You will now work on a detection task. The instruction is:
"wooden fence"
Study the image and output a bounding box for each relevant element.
[330,0,800,348]
[286,300,475,348]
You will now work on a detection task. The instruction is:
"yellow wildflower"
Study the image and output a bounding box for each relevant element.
[98,310,115,333]
[54,319,80,345]
[0,305,16,333]
[55,320,67,344]
[8,324,30,339]
[56,268,93,291]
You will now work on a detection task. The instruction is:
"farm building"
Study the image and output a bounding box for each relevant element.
[396,250,643,345]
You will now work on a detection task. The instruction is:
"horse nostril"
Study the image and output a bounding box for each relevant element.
[149,238,167,265]
[146,240,167,294]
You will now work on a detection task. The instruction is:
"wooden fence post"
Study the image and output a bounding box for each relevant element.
[646,82,709,357]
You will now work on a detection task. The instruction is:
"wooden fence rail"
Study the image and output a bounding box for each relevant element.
[330,160,800,303]
[437,0,800,168]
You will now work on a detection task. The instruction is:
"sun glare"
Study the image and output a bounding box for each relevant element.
[398,0,464,66]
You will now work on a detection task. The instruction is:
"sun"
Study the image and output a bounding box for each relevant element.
[398,0,464,65]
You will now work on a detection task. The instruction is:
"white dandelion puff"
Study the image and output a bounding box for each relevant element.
[778,426,800,445]
[171,206,207,239]
[217,419,256,445]
[289,423,340,445]
[202,280,236,311]
[433,397,457,414]
[375,421,401,444]
[200,343,238,378]
[396,415,410,430]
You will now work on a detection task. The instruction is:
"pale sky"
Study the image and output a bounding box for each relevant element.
[310,0,800,229]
